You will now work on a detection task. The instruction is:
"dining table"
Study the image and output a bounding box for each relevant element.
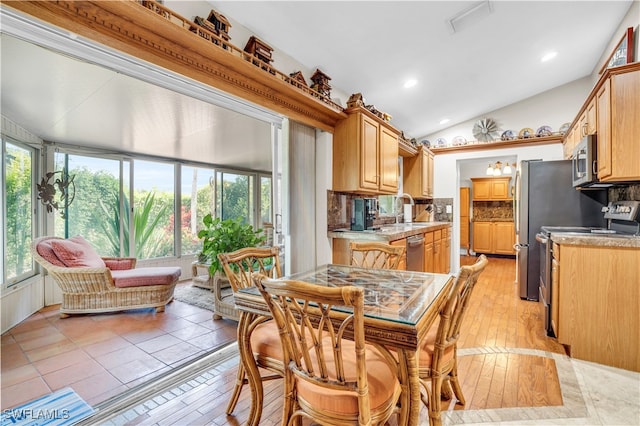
[233,263,454,426]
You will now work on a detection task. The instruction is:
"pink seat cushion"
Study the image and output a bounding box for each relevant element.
[250,319,283,360]
[418,317,455,367]
[36,239,65,267]
[111,267,181,288]
[50,236,106,268]
[296,339,400,416]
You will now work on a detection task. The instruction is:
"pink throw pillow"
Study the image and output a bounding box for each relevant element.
[50,236,106,268]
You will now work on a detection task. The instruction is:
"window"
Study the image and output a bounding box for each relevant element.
[180,165,215,255]
[54,153,126,256]
[216,170,254,224]
[260,174,272,224]
[133,160,175,259]
[3,139,36,286]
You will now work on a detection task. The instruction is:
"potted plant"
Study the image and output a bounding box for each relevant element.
[197,214,266,277]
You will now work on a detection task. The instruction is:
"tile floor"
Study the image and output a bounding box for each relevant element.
[0,283,237,410]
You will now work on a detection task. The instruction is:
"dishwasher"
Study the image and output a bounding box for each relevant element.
[406,235,425,272]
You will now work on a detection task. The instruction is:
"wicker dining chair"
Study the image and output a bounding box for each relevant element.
[253,273,402,426]
[217,246,283,422]
[418,254,489,426]
[348,241,406,270]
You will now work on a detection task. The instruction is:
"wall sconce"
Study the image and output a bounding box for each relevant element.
[485,161,515,176]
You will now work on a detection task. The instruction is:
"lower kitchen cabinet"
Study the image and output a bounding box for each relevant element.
[424,228,450,274]
[472,221,515,255]
[556,243,639,372]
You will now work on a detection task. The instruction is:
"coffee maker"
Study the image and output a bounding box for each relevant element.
[351,198,377,231]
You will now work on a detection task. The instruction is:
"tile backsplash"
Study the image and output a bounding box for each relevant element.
[609,183,640,201]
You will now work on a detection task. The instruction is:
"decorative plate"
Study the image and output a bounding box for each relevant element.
[501,130,515,141]
[519,127,535,139]
[420,140,431,148]
[558,122,571,135]
[435,137,447,147]
[473,118,500,142]
[536,125,553,137]
[452,136,467,146]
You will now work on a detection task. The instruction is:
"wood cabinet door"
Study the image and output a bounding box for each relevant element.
[444,230,450,273]
[460,220,469,250]
[472,222,492,253]
[491,180,510,199]
[360,114,380,191]
[424,240,434,273]
[420,148,429,197]
[610,71,640,180]
[585,97,597,135]
[494,222,515,255]
[551,257,560,338]
[379,125,399,193]
[596,78,611,179]
[426,151,434,197]
[472,181,491,200]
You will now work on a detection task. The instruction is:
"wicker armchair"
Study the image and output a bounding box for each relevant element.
[32,236,181,318]
[349,241,406,270]
[419,255,489,426]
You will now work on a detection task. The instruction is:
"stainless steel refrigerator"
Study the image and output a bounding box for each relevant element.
[514,160,607,300]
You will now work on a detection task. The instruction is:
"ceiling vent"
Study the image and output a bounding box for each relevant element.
[447,1,493,34]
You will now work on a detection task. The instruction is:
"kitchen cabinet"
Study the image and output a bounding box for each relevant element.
[563,124,579,159]
[556,243,639,372]
[403,146,434,198]
[423,231,434,273]
[579,97,597,137]
[473,221,515,255]
[550,243,560,338]
[460,187,470,251]
[333,107,399,194]
[471,177,511,201]
[596,68,640,182]
[443,227,450,273]
[428,228,450,274]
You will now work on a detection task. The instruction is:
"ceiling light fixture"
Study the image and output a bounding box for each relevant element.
[439,118,450,125]
[448,1,493,34]
[403,79,417,89]
[541,51,558,62]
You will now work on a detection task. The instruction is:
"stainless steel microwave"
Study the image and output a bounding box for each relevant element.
[572,135,598,188]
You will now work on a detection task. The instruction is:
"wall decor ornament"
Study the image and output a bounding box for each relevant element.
[600,26,635,74]
[472,118,500,142]
[37,170,76,219]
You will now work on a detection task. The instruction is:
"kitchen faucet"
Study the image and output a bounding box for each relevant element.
[396,193,415,223]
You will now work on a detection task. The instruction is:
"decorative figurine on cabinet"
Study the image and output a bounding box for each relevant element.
[347,92,365,108]
[206,9,231,43]
[289,71,308,87]
[310,69,332,98]
[244,36,274,71]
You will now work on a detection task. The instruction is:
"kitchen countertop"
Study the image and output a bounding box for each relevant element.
[328,221,451,242]
[549,232,640,248]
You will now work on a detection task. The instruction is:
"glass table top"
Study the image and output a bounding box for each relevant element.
[242,264,452,326]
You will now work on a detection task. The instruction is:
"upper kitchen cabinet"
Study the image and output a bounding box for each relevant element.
[403,146,434,198]
[597,65,640,182]
[333,107,399,194]
[471,177,512,201]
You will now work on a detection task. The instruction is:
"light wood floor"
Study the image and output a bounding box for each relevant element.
[3,256,568,425]
[109,255,568,425]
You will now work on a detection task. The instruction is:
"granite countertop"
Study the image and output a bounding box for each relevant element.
[328,221,451,242]
[550,232,640,248]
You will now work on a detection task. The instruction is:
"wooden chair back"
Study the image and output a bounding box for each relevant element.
[217,246,282,292]
[253,273,397,425]
[434,254,488,368]
[348,241,405,270]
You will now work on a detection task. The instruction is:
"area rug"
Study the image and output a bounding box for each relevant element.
[1,387,94,426]
[173,284,231,312]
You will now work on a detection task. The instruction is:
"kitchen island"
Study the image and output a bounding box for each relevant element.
[549,231,639,372]
[328,221,451,273]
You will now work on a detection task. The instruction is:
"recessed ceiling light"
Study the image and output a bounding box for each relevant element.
[403,79,417,89]
[541,51,558,62]
[440,118,450,125]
